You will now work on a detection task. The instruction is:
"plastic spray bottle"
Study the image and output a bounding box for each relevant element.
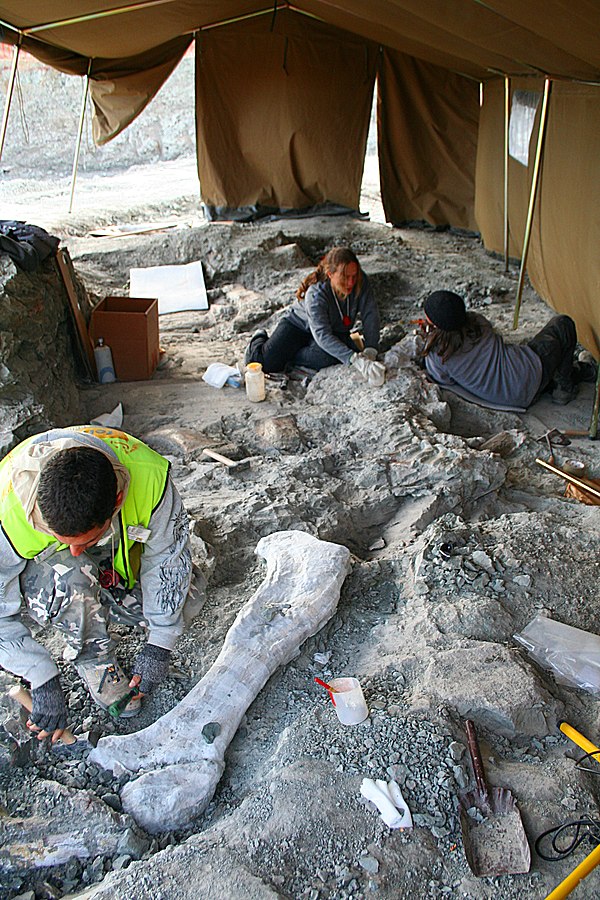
[94,337,116,383]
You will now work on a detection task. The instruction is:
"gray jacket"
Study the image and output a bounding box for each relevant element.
[287,273,380,365]
[425,313,543,408]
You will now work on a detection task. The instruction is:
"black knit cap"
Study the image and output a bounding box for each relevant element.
[424,290,467,331]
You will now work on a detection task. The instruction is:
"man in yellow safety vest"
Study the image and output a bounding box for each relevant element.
[0,426,202,743]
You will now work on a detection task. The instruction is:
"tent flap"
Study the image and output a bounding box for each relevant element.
[89,36,192,144]
[475,78,600,355]
[195,10,376,214]
[0,30,192,142]
[378,49,480,230]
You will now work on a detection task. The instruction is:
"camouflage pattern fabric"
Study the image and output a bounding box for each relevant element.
[20,547,144,661]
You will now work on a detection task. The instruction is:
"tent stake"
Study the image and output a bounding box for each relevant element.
[0,38,21,162]
[513,77,552,329]
[68,60,92,215]
[503,75,510,272]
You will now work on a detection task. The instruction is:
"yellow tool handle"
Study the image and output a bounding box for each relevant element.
[545,843,600,899]
[536,458,600,501]
[559,721,600,757]
[542,724,600,898]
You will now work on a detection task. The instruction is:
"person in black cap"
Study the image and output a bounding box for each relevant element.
[421,290,596,408]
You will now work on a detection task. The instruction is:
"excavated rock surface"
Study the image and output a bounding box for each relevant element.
[1,206,600,900]
[0,258,85,455]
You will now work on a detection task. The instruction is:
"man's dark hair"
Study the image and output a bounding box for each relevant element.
[423,311,484,363]
[37,448,117,536]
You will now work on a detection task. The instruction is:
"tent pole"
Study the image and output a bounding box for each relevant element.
[503,75,510,273]
[24,2,292,36]
[589,362,600,440]
[68,60,92,215]
[0,38,21,162]
[24,0,178,34]
[513,77,552,329]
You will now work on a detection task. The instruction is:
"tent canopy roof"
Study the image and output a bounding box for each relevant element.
[1,1,599,81]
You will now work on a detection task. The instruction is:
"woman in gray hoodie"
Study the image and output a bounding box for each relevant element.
[245,247,381,378]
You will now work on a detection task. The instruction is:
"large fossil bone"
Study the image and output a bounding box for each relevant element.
[89,530,351,832]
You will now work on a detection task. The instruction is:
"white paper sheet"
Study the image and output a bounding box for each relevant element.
[90,403,124,428]
[130,259,209,315]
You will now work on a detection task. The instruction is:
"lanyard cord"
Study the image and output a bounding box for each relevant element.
[332,290,350,323]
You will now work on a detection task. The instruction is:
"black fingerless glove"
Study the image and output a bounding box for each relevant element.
[131,644,171,694]
[30,675,68,732]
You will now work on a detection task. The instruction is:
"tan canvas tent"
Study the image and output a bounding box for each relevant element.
[0,2,599,352]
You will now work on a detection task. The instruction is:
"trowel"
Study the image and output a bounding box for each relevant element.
[459,719,531,877]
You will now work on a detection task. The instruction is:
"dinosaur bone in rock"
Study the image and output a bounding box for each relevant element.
[89,530,351,833]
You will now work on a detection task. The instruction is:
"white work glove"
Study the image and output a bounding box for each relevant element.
[351,352,386,387]
[360,778,413,829]
[362,347,378,361]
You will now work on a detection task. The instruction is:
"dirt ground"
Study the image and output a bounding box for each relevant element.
[2,57,600,900]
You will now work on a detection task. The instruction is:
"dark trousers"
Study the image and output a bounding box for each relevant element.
[528,315,577,392]
[247,318,354,373]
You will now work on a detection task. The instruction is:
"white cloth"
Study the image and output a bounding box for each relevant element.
[202,363,241,389]
[90,403,124,429]
[360,778,413,829]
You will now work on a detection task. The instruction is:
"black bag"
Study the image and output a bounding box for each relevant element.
[0,220,60,272]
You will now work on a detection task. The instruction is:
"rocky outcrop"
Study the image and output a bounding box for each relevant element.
[0,255,84,454]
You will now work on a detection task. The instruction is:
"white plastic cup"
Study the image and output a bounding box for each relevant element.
[328,677,369,725]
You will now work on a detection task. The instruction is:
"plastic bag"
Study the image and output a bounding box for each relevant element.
[564,478,600,506]
[514,614,600,694]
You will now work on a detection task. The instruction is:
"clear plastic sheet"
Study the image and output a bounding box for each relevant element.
[514,615,600,695]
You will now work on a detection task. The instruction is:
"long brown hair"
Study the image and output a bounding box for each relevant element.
[423,312,484,363]
[296,247,362,301]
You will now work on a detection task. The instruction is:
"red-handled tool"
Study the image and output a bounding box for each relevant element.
[314,677,338,706]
